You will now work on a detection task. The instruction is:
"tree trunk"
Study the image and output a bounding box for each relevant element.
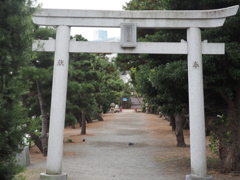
[149,106,153,114]
[85,113,92,123]
[29,133,43,153]
[219,140,237,173]
[71,124,76,129]
[20,95,44,153]
[209,108,239,172]
[175,115,186,147]
[21,94,29,108]
[169,115,176,131]
[183,114,189,130]
[94,111,104,121]
[78,112,82,127]
[36,79,49,156]
[81,111,86,135]
[219,109,239,172]
[214,86,240,172]
[236,81,240,165]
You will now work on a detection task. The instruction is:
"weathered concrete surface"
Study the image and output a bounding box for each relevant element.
[40,173,67,180]
[187,27,207,177]
[16,146,30,167]
[33,40,225,55]
[46,26,70,176]
[32,6,239,28]
[186,174,213,180]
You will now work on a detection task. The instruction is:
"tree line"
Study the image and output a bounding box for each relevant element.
[116,0,240,173]
[21,30,125,156]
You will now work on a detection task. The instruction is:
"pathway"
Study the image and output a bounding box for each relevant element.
[26,110,194,179]
[63,110,165,180]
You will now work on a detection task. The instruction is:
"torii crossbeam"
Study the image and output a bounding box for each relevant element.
[32,5,239,180]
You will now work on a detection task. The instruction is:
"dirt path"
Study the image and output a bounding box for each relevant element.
[21,110,239,180]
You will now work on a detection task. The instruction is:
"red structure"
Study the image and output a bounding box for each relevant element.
[134,107,137,112]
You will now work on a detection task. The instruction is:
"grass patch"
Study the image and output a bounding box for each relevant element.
[66,138,74,143]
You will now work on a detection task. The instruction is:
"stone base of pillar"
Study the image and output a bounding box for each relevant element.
[186,175,213,180]
[40,173,67,180]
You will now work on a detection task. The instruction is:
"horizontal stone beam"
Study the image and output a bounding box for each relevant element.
[35,6,238,19]
[32,5,238,28]
[32,40,225,55]
[33,39,56,52]
[32,17,225,29]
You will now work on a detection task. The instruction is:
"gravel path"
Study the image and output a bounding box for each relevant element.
[63,110,165,180]
[27,110,188,180]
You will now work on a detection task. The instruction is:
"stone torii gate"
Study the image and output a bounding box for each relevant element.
[32,5,239,180]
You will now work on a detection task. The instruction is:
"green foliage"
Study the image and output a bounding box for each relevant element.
[209,133,220,156]
[66,139,74,143]
[225,131,232,142]
[124,0,163,10]
[68,51,100,116]
[211,115,233,143]
[212,115,228,127]
[66,34,125,123]
[20,27,55,120]
[119,3,240,170]
[92,56,125,112]
[133,60,188,115]
[116,0,189,115]
[0,0,38,179]
[118,0,240,118]
[121,82,134,98]
[65,113,77,127]
[0,156,24,180]
[21,28,124,130]
[14,173,27,180]
[34,27,56,40]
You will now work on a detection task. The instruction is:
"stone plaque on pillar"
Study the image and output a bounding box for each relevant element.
[120,23,137,48]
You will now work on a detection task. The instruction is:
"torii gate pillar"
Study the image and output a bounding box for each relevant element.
[40,26,70,180]
[32,5,239,180]
[187,27,209,179]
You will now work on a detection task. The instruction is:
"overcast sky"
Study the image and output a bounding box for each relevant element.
[36,0,130,40]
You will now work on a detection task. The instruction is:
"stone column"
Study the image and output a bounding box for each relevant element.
[186,27,210,179]
[40,26,70,180]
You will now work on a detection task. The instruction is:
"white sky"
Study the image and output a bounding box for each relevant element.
[35,0,130,40]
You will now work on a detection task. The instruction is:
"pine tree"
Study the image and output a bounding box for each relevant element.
[67,35,101,133]
[0,0,37,179]
[94,56,125,113]
[20,27,56,156]
[67,35,124,133]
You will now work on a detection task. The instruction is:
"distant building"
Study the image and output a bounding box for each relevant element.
[94,30,108,40]
[91,37,120,42]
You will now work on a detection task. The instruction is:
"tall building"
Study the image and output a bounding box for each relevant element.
[94,30,108,40]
